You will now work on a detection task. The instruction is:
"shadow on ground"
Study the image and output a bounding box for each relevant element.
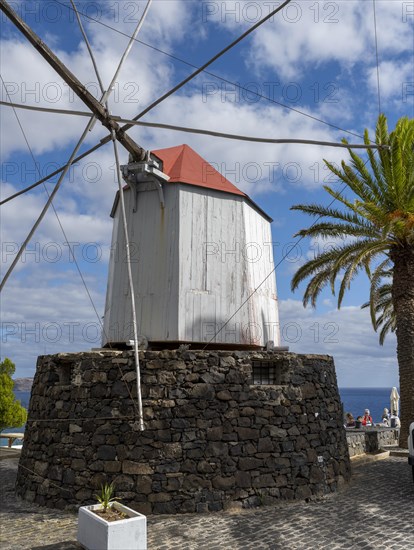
[32,543,81,550]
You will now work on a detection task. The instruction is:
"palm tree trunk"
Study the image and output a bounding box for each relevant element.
[391,246,414,448]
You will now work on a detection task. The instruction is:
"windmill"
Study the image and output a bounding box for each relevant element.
[0,0,293,430]
[102,143,281,351]
[0,0,386,433]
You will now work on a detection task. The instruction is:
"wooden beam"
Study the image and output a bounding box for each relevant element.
[0,0,146,161]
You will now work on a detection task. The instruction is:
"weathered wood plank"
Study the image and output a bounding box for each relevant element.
[103,182,280,347]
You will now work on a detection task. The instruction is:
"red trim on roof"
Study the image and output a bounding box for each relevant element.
[152,144,246,197]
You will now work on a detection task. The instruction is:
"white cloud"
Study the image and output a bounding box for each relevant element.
[1,0,363,202]
[0,0,193,159]
[0,176,113,279]
[366,60,413,104]
[279,299,398,388]
[0,267,106,377]
[138,91,349,196]
[0,0,407,388]
[231,1,412,81]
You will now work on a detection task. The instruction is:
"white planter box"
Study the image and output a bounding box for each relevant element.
[77,502,147,550]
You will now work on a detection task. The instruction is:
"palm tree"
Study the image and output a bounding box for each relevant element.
[361,269,395,345]
[291,114,414,447]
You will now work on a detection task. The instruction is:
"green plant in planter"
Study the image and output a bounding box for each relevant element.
[78,481,147,550]
[95,482,119,513]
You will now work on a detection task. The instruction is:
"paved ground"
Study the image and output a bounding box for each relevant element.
[0,455,413,550]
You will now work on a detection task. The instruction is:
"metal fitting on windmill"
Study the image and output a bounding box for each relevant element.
[121,154,170,210]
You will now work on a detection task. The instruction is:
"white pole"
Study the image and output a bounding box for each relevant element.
[70,0,153,431]
[111,130,145,431]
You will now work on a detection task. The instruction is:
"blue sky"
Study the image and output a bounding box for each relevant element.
[0,0,413,386]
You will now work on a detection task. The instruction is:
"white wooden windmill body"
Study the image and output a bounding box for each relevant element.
[103,144,280,349]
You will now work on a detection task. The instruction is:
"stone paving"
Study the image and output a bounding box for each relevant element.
[0,455,413,550]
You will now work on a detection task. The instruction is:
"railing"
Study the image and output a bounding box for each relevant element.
[0,433,24,448]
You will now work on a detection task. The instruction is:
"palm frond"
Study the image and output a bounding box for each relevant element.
[347,147,384,202]
[291,115,413,350]
[365,129,387,197]
[361,265,395,344]
[291,247,343,291]
[341,161,379,204]
[321,185,366,217]
[294,221,380,241]
[302,268,333,308]
[390,132,404,207]
[365,260,392,326]
[291,203,370,228]
[379,317,395,345]
[336,243,390,308]
[292,238,390,308]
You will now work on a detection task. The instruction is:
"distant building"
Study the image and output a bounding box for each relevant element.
[102,144,280,349]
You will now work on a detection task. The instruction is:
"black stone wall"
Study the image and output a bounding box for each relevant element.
[346,428,399,457]
[16,350,351,514]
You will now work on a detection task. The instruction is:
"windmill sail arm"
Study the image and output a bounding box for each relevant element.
[0,0,146,161]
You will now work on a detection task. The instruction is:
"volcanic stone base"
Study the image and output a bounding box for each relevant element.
[16,350,351,514]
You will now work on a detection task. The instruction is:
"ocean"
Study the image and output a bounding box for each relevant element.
[1,387,398,446]
[339,387,397,423]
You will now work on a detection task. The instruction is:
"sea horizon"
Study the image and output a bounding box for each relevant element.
[339,387,399,423]
[339,386,398,391]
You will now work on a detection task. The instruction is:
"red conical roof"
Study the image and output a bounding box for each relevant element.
[112,144,271,222]
[152,144,246,197]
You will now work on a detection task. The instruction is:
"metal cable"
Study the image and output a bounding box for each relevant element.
[52,0,367,142]
[69,0,105,93]
[0,128,381,208]
[372,0,381,115]
[0,99,91,116]
[118,0,294,132]
[69,0,149,420]
[87,0,153,132]
[0,100,387,150]
[101,0,153,110]
[0,113,97,292]
[202,156,376,348]
[0,140,105,206]
[110,118,388,149]
[103,0,154,431]
[70,0,152,429]
[0,78,107,336]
